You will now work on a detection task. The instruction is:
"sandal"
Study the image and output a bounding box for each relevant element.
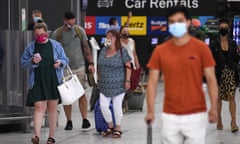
[231,121,239,133]
[46,137,55,144]
[112,130,122,138]
[216,123,223,130]
[31,136,39,144]
[101,128,113,137]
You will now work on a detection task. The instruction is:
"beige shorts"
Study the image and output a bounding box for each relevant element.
[64,66,87,89]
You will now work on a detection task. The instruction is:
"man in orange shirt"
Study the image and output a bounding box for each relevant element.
[145,6,218,144]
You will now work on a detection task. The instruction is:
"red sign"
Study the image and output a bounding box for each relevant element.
[85,16,96,35]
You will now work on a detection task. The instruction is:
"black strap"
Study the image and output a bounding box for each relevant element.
[47,137,55,143]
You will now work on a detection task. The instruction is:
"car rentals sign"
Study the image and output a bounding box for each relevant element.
[87,0,218,16]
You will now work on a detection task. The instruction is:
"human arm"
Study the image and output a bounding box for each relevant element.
[82,40,95,73]
[79,27,95,73]
[121,47,132,89]
[145,69,160,124]
[53,42,69,68]
[132,40,140,69]
[124,11,132,27]
[204,67,218,123]
[125,61,132,89]
[21,42,39,70]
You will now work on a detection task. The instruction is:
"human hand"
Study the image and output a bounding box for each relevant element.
[32,53,42,64]
[208,107,218,123]
[145,113,155,124]
[53,60,61,68]
[128,11,132,18]
[88,64,95,73]
[125,81,131,90]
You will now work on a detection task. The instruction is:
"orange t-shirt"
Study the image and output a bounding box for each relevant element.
[147,37,216,114]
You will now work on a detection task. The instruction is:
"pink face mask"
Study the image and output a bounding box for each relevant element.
[35,34,48,43]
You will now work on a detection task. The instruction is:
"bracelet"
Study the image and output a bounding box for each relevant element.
[125,80,131,83]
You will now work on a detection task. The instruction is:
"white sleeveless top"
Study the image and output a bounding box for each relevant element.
[121,38,136,69]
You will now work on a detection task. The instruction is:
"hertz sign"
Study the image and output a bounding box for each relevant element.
[121,16,147,35]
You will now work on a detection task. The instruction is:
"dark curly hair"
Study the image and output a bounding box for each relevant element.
[219,18,230,26]
[165,5,192,22]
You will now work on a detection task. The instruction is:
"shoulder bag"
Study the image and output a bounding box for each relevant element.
[57,65,85,105]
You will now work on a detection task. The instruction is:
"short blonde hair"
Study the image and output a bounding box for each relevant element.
[33,22,48,32]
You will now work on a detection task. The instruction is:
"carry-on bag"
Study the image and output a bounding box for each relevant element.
[94,99,115,133]
[127,87,146,111]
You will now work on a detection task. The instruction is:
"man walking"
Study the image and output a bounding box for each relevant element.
[145,6,218,144]
[51,11,94,130]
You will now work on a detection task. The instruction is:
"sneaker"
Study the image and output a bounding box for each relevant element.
[82,119,91,129]
[64,120,73,130]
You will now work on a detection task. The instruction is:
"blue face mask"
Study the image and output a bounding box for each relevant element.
[33,17,41,23]
[169,22,187,38]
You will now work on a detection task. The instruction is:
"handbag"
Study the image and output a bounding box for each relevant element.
[57,65,85,105]
[87,72,97,87]
[90,85,100,111]
[130,67,142,90]
[120,49,142,90]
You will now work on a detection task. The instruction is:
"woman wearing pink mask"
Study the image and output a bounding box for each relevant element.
[21,22,69,144]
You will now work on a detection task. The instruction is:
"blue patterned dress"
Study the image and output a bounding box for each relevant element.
[97,47,131,97]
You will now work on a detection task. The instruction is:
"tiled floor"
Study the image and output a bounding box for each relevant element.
[1,82,240,144]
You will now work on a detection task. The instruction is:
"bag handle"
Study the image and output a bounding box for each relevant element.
[147,121,152,144]
[62,65,74,82]
[65,64,73,75]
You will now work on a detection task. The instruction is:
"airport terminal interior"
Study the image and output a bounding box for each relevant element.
[0,0,240,144]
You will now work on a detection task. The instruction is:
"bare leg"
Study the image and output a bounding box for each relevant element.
[34,101,47,137]
[217,98,223,130]
[115,125,121,131]
[229,95,238,131]
[108,122,114,128]
[47,100,58,138]
[78,95,88,119]
[63,105,72,121]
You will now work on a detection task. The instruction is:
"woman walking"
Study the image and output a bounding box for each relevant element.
[97,30,132,138]
[21,22,69,143]
[210,18,240,133]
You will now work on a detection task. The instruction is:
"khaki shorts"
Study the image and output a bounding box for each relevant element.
[64,66,87,89]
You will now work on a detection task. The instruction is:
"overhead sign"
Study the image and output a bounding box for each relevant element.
[85,16,96,35]
[87,0,218,16]
[200,16,219,33]
[148,17,168,35]
[121,16,147,35]
[95,16,121,35]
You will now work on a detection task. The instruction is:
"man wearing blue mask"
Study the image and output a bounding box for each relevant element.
[145,5,218,144]
[28,9,43,30]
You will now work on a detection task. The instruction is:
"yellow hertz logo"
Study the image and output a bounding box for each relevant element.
[121,16,146,35]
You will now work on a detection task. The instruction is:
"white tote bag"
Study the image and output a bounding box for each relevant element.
[57,65,85,105]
